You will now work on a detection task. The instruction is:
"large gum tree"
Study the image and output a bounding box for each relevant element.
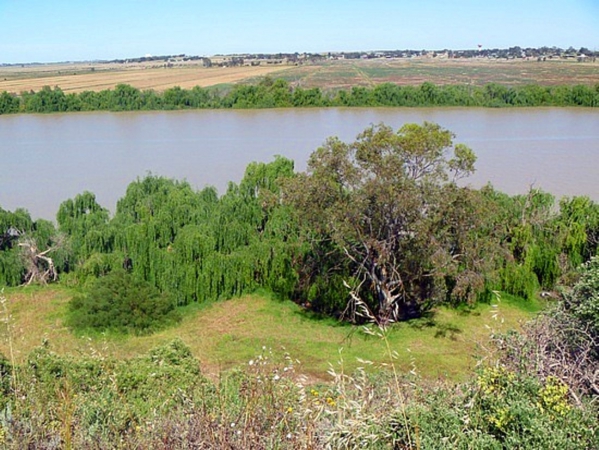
[286,122,488,323]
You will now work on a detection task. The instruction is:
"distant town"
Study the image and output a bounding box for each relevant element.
[2,46,596,67]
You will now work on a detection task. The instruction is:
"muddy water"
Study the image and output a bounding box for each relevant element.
[1,108,598,219]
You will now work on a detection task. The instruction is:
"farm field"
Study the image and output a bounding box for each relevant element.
[279,58,599,90]
[1,57,597,95]
[0,287,540,382]
[0,62,291,94]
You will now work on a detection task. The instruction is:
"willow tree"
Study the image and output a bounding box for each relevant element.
[57,191,112,265]
[110,176,219,304]
[286,122,484,323]
[105,158,298,306]
[0,207,33,285]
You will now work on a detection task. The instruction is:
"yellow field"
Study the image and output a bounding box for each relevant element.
[0,63,292,94]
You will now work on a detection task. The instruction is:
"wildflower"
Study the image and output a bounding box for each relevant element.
[287,407,293,414]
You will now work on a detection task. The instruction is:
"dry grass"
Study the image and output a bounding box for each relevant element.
[0,63,292,94]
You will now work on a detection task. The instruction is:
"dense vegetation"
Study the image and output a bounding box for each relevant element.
[0,273,597,447]
[67,270,181,334]
[1,77,599,115]
[2,123,599,325]
[1,122,598,447]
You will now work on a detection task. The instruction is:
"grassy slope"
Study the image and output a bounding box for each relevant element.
[0,287,542,381]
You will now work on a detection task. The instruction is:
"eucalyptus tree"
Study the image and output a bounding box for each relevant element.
[285,122,486,323]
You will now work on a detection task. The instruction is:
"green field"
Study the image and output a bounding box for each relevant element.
[278,58,599,90]
[0,287,541,381]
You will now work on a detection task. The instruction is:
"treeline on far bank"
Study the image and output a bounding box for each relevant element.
[1,78,599,114]
[1,123,599,334]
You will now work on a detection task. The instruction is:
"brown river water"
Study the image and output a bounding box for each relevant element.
[1,108,598,220]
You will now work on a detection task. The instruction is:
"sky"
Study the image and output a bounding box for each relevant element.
[0,0,598,63]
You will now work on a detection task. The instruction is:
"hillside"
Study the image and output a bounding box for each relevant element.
[0,287,540,381]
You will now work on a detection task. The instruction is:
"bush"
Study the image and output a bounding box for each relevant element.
[566,255,599,336]
[3,343,306,449]
[495,257,599,400]
[67,270,181,334]
[397,368,598,449]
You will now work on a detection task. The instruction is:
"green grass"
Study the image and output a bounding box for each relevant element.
[0,286,542,381]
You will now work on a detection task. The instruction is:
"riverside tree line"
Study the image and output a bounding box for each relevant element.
[1,122,598,331]
[1,78,599,114]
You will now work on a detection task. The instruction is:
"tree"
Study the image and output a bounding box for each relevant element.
[0,91,20,114]
[57,191,111,264]
[18,236,60,285]
[286,122,479,323]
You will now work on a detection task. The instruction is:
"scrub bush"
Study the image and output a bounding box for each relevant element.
[67,270,180,335]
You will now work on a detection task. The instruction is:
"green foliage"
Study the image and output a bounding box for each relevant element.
[316,361,598,450]
[286,122,491,321]
[0,91,20,114]
[74,158,300,307]
[16,339,208,445]
[67,270,181,334]
[1,342,312,448]
[479,187,599,298]
[399,368,598,449]
[22,85,69,113]
[557,196,599,268]
[499,262,539,301]
[0,206,67,286]
[566,256,599,335]
[57,191,112,269]
[2,335,597,448]
[3,80,599,116]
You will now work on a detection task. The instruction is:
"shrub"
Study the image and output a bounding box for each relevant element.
[397,368,598,449]
[67,270,181,334]
[495,257,599,400]
[4,343,306,449]
[566,255,599,336]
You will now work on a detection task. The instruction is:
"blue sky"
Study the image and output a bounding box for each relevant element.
[1,0,597,63]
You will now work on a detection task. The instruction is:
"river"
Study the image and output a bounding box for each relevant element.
[1,108,598,220]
